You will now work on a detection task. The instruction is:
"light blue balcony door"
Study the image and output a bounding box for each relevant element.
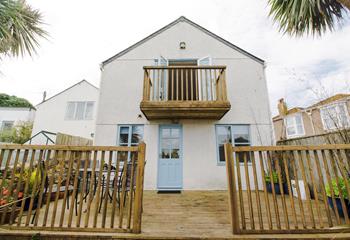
[157,125,183,190]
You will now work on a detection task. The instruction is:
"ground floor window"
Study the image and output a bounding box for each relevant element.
[117,125,144,162]
[215,125,251,164]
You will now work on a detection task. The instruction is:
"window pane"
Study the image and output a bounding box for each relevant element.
[75,102,85,120]
[65,102,75,120]
[218,144,225,162]
[216,125,250,163]
[161,129,170,138]
[161,139,171,149]
[296,124,303,134]
[287,126,296,136]
[322,107,338,129]
[84,102,94,120]
[285,116,294,127]
[171,149,179,159]
[234,134,249,144]
[131,125,143,144]
[119,127,129,144]
[171,128,180,138]
[161,149,170,159]
[217,126,231,144]
[338,104,349,127]
[1,121,14,131]
[171,138,179,149]
[295,115,302,125]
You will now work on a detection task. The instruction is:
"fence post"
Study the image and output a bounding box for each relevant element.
[132,142,146,233]
[224,143,240,234]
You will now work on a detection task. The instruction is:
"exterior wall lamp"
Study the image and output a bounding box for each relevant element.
[180,42,186,49]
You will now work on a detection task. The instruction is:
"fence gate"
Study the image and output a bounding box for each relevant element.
[0,143,146,233]
[224,143,350,234]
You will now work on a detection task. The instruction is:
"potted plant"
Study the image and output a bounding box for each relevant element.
[325,177,350,218]
[265,171,284,194]
[0,179,21,223]
[14,168,41,211]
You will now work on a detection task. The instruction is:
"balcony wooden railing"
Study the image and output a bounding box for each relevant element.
[224,144,350,234]
[0,143,146,233]
[140,66,231,120]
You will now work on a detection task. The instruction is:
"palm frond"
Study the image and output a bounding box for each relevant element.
[268,0,346,37]
[0,0,47,57]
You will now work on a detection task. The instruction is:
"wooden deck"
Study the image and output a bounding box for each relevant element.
[1,191,350,239]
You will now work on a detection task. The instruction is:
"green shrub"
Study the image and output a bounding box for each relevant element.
[325,178,350,199]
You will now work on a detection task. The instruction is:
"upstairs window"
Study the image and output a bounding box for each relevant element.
[65,101,94,120]
[320,103,350,130]
[285,114,304,138]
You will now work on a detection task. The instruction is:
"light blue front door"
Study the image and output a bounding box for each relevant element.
[158,125,183,190]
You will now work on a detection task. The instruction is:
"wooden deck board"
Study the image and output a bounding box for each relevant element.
[0,191,349,239]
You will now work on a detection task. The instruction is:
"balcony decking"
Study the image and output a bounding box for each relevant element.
[140,66,231,120]
[1,191,349,240]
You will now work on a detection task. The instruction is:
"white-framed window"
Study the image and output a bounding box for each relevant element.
[65,101,94,120]
[117,125,144,147]
[320,102,350,130]
[1,121,14,131]
[215,125,251,164]
[284,113,305,138]
[117,125,144,163]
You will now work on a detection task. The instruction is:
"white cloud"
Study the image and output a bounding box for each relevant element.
[0,0,349,117]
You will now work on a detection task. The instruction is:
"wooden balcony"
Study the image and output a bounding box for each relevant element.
[140,66,231,120]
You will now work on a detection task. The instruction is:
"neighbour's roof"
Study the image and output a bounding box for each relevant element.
[36,80,99,107]
[273,93,350,121]
[309,93,350,108]
[272,107,304,120]
[101,16,264,66]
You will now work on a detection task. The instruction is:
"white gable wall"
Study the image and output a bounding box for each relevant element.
[95,20,273,190]
[32,81,99,140]
[0,107,35,128]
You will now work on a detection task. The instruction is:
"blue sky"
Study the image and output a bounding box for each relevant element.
[0,0,349,115]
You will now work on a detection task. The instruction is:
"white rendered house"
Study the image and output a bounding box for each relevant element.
[0,107,35,131]
[95,17,273,190]
[31,80,99,143]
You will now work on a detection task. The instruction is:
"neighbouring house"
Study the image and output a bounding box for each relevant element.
[273,94,350,141]
[31,80,99,144]
[0,107,35,132]
[95,16,273,190]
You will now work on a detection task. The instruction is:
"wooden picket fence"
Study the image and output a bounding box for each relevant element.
[0,143,146,233]
[224,144,350,234]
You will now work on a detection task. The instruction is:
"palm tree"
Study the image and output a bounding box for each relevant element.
[268,0,349,37]
[0,0,47,57]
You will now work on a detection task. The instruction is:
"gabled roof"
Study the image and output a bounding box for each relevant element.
[309,93,350,108]
[36,80,99,107]
[272,93,350,120]
[102,16,264,66]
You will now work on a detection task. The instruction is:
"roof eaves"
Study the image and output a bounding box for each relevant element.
[101,16,264,67]
[35,80,99,107]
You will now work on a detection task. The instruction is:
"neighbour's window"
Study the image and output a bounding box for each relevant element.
[284,114,304,138]
[1,121,14,131]
[65,101,94,120]
[216,125,250,163]
[117,125,144,162]
[320,103,350,130]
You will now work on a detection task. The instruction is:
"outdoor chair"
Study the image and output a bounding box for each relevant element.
[97,163,119,213]
[31,157,75,223]
[115,162,138,208]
